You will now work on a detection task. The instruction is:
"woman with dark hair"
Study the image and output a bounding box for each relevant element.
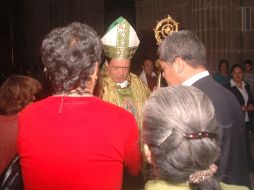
[139,58,157,91]
[17,22,141,190]
[142,85,248,190]
[213,59,230,85]
[0,75,42,174]
[225,64,254,173]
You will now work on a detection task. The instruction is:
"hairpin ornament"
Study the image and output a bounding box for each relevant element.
[182,132,217,139]
[189,164,218,184]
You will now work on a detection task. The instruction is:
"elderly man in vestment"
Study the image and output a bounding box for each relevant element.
[101,17,150,129]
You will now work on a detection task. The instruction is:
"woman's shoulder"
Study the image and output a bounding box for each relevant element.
[220,182,249,190]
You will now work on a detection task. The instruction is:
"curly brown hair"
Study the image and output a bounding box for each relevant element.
[0,75,42,115]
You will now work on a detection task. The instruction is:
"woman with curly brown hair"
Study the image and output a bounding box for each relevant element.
[0,75,42,174]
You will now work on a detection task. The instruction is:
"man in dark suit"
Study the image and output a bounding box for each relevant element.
[157,30,250,188]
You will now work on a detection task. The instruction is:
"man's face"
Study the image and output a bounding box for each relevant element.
[143,60,154,76]
[106,59,131,83]
[159,60,180,85]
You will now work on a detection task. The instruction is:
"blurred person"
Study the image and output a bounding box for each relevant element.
[157,30,250,187]
[244,60,253,74]
[101,16,150,130]
[243,60,254,136]
[17,22,141,190]
[0,75,42,174]
[142,85,249,190]
[213,59,231,85]
[225,64,254,172]
[139,58,157,91]
[244,60,254,94]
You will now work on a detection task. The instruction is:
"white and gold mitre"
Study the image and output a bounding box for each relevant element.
[101,16,140,59]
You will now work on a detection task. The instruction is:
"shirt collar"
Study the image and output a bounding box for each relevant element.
[230,78,245,88]
[116,80,129,88]
[182,71,209,86]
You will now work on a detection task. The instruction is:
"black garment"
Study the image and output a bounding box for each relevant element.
[224,81,254,173]
[224,81,254,121]
[193,75,250,188]
[245,121,254,173]
[0,155,23,190]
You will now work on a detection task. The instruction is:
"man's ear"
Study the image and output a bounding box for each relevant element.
[144,144,152,163]
[174,57,186,74]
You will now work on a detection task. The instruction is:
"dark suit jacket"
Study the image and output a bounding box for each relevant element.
[193,75,250,187]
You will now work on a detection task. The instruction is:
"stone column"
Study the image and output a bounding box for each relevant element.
[192,0,233,71]
[241,1,254,64]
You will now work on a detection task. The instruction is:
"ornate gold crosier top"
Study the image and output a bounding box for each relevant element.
[154,15,179,88]
[154,15,179,45]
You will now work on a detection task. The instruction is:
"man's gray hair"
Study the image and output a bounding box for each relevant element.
[143,85,220,189]
[157,30,206,68]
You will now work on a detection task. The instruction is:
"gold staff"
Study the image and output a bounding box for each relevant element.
[154,15,179,88]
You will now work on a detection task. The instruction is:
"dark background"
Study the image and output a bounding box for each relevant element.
[104,0,135,29]
[0,0,148,87]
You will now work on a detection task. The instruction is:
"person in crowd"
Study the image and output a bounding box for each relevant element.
[142,85,249,190]
[213,59,231,85]
[224,64,254,172]
[139,58,157,91]
[101,16,150,130]
[17,22,141,190]
[157,30,250,187]
[243,60,254,136]
[244,60,253,73]
[244,60,254,94]
[0,75,42,174]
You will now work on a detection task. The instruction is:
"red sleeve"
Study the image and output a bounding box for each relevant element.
[124,118,142,176]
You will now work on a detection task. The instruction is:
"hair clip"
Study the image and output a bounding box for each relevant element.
[157,130,172,146]
[189,164,218,184]
[182,132,216,139]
